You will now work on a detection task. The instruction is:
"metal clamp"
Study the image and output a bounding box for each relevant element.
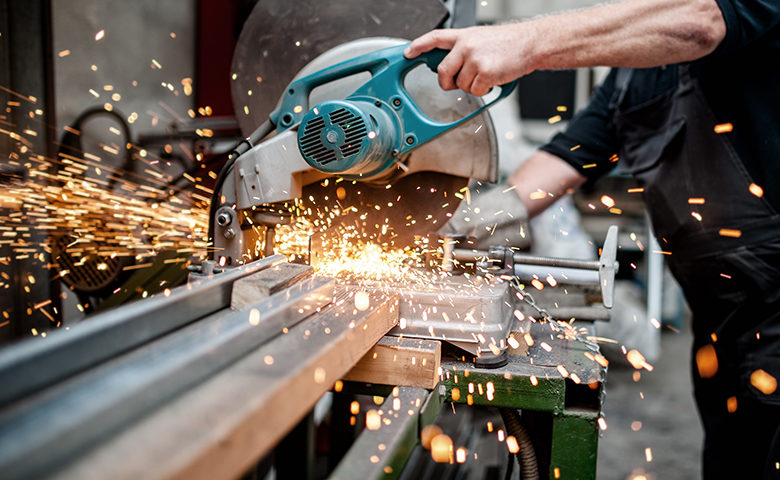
[451,226,620,308]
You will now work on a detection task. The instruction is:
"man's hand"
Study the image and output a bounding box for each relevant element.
[404,24,536,96]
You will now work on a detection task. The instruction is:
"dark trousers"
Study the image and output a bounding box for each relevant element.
[672,241,780,479]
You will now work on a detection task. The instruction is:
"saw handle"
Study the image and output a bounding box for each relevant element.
[271,43,517,154]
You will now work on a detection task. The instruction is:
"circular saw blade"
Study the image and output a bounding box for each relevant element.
[231,0,449,137]
[300,172,468,249]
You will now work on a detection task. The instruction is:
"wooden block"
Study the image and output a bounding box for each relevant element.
[343,336,441,389]
[508,332,530,357]
[508,317,533,357]
[230,262,312,310]
[53,291,399,480]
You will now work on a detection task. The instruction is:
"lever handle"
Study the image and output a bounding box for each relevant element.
[598,225,619,309]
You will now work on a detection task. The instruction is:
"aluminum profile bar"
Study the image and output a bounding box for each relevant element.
[0,275,334,480]
[0,255,285,406]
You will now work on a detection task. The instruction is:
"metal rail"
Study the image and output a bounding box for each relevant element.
[0,273,333,480]
[0,255,285,406]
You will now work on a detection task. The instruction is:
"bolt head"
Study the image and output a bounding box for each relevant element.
[216,212,231,226]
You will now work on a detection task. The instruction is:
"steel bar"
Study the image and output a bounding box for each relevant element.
[513,264,599,286]
[0,275,333,480]
[0,255,285,406]
[452,248,600,271]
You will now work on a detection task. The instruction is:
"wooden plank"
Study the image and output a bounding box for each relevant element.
[343,337,441,389]
[330,387,431,480]
[52,291,399,480]
[507,331,530,357]
[230,262,313,310]
[508,318,533,357]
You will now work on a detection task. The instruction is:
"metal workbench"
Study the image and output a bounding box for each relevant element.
[0,258,606,480]
[333,321,606,480]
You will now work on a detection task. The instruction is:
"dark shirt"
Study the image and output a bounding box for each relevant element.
[541,0,780,211]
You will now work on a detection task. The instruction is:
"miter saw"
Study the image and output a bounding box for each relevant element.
[205,2,617,366]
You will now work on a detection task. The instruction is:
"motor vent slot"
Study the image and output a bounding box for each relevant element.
[299,115,338,166]
[329,107,367,158]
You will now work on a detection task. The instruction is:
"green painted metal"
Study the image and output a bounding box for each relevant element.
[440,359,566,414]
[418,383,443,429]
[550,408,600,480]
[330,387,431,480]
[335,324,605,479]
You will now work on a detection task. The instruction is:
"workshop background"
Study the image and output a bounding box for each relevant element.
[0,1,700,479]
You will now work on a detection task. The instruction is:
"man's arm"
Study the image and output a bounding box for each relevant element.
[405,0,726,95]
[506,150,587,218]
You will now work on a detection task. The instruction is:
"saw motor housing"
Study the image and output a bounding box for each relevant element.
[297,99,400,181]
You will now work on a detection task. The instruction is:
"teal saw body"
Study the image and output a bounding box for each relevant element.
[273,44,516,182]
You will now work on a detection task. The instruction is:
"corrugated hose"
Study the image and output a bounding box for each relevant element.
[500,408,539,480]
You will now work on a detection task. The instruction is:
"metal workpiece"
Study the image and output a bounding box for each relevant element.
[0,255,286,407]
[50,290,398,480]
[0,275,335,480]
[385,275,514,366]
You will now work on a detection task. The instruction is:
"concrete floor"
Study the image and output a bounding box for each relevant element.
[597,326,703,479]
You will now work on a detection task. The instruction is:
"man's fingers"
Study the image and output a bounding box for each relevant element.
[456,60,478,94]
[404,29,457,58]
[436,49,464,90]
[471,74,493,97]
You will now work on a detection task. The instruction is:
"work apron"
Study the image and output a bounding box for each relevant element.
[612,65,780,479]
